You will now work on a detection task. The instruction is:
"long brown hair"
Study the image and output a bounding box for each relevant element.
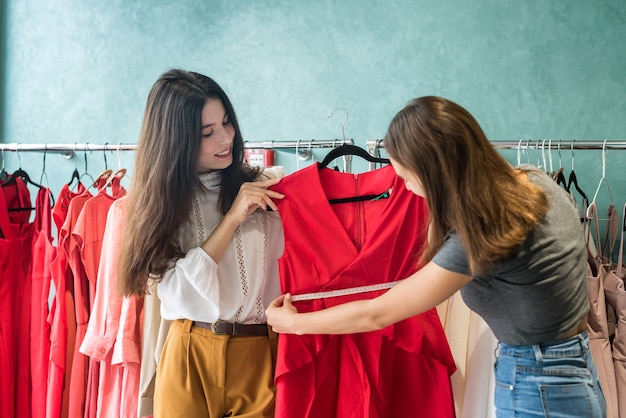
[119,69,258,296]
[384,96,548,274]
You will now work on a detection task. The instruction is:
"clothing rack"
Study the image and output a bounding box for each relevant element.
[0,139,354,154]
[0,139,358,171]
[366,140,626,170]
[2,139,625,173]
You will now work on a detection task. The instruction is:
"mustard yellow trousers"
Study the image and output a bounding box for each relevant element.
[154,319,277,418]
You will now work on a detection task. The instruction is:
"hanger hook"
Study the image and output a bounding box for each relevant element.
[117,142,122,170]
[328,107,348,143]
[1,147,5,171]
[516,139,524,166]
[84,143,89,173]
[557,140,562,167]
[16,145,22,168]
[295,139,301,170]
[547,139,553,172]
[40,144,48,184]
[103,142,109,170]
[601,139,608,180]
[571,140,575,171]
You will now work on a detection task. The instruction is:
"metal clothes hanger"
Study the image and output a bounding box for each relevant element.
[551,140,567,188]
[590,140,614,207]
[0,148,8,181]
[77,144,96,186]
[102,142,127,189]
[320,107,389,172]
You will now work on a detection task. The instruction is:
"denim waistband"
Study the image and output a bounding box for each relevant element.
[497,330,589,361]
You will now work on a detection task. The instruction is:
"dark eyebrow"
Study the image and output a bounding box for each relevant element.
[202,112,228,129]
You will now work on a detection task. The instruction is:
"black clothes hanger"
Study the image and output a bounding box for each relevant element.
[567,170,587,202]
[319,144,392,204]
[2,167,43,189]
[318,144,390,169]
[68,167,80,188]
[554,168,567,189]
[328,189,392,204]
[565,142,588,215]
[2,168,43,212]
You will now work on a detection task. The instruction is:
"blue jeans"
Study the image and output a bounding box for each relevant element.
[494,331,606,417]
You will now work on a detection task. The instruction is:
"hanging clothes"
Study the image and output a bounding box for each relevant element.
[68,176,126,418]
[436,291,497,418]
[80,197,143,418]
[30,187,56,418]
[0,177,36,418]
[48,182,91,418]
[270,163,456,418]
[586,203,619,418]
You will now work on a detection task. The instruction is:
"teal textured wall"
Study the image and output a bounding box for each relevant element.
[1,0,626,237]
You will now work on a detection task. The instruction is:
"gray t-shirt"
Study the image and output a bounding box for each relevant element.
[432,167,589,345]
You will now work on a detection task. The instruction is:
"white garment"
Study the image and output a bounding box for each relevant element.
[437,291,497,418]
[157,167,284,323]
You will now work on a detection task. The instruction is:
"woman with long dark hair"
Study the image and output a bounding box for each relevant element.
[119,69,284,417]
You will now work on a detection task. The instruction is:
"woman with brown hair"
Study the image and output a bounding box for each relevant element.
[119,68,284,417]
[266,96,606,417]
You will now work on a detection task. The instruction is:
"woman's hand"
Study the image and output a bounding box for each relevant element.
[201,177,283,264]
[226,178,284,225]
[266,293,300,334]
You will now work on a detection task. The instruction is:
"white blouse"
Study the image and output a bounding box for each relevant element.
[157,167,284,324]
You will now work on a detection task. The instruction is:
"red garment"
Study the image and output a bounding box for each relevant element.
[71,178,126,418]
[31,188,56,418]
[271,164,456,418]
[47,240,70,418]
[0,178,38,418]
[61,188,95,418]
[0,178,33,418]
[53,183,85,233]
[80,197,143,418]
[48,185,91,418]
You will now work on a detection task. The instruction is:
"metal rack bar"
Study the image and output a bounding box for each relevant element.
[0,139,354,154]
[366,140,626,170]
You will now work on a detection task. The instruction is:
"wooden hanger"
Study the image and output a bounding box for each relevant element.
[102,168,126,189]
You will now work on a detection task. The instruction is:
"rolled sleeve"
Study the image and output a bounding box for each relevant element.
[157,247,221,321]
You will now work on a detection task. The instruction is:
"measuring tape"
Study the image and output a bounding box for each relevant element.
[290,280,404,302]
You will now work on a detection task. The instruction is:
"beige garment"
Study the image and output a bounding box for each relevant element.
[138,290,172,418]
[587,202,619,418]
[613,277,626,418]
[608,203,626,418]
[437,292,497,418]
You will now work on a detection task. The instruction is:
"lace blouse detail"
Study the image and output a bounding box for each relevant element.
[192,195,206,245]
[233,226,248,323]
[254,212,270,322]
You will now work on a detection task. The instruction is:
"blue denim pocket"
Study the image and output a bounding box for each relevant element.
[541,383,595,418]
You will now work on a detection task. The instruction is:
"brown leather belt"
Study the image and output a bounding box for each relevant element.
[191,320,269,336]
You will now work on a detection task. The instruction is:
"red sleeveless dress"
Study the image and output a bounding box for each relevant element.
[1,178,51,418]
[271,164,456,418]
